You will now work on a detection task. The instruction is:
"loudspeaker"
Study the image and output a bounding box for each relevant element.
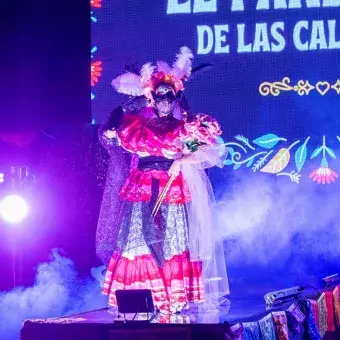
[116,289,155,314]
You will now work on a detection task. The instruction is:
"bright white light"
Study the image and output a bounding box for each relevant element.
[0,173,4,183]
[0,194,29,224]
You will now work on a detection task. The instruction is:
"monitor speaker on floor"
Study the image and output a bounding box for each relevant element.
[115,289,155,323]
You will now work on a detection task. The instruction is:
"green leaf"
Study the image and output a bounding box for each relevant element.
[325,147,336,159]
[246,158,254,167]
[310,147,322,159]
[294,143,307,172]
[252,134,284,149]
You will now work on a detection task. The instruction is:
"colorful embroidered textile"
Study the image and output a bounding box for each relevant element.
[243,322,261,340]
[309,299,319,330]
[303,299,322,340]
[259,314,276,340]
[317,293,328,338]
[286,302,305,335]
[230,323,244,340]
[325,290,336,332]
[333,285,340,327]
[272,311,289,340]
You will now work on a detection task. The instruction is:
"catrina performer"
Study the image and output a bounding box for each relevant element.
[97,47,229,313]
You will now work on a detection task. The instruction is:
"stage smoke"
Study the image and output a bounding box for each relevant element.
[0,250,106,340]
[217,161,340,287]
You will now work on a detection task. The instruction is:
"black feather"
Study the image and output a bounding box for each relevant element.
[122,96,148,113]
[178,93,193,117]
[189,63,214,80]
[191,63,214,74]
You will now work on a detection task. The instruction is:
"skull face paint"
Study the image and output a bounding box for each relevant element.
[153,83,177,117]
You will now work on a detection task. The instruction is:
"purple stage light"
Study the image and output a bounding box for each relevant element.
[0,194,29,224]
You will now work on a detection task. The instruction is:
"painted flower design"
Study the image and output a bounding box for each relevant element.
[309,158,338,184]
[90,0,102,8]
[91,61,102,86]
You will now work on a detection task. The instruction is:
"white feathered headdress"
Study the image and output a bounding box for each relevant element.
[111,46,194,100]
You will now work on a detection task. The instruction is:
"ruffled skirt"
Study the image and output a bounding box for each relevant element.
[102,202,204,312]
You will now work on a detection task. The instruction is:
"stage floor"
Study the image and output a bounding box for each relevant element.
[37,289,276,324]
[20,283,340,339]
[20,289,300,340]
[20,286,340,340]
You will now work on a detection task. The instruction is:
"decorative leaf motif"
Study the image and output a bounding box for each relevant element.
[235,135,255,150]
[252,151,273,172]
[325,147,336,159]
[222,135,340,184]
[252,134,286,149]
[252,157,266,172]
[233,163,241,170]
[295,143,308,173]
[277,171,301,184]
[310,147,322,159]
[235,135,248,144]
[290,172,301,184]
[260,148,290,174]
[246,158,255,167]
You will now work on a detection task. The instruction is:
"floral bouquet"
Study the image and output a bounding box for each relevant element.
[152,114,222,218]
[179,114,222,152]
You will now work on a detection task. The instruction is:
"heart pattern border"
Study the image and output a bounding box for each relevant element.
[260,78,340,96]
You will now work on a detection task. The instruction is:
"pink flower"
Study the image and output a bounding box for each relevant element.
[196,114,222,136]
[152,71,165,83]
[173,80,184,92]
[183,122,197,133]
[309,166,338,184]
[146,72,184,94]
[179,114,222,147]
[197,127,209,138]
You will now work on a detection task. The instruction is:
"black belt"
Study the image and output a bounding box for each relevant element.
[137,156,173,171]
[137,157,174,217]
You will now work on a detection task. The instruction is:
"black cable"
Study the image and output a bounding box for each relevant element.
[299,285,321,299]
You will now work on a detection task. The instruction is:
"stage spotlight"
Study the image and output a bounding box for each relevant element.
[0,173,4,183]
[0,194,29,224]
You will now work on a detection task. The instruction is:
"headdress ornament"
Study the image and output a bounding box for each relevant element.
[112,47,211,102]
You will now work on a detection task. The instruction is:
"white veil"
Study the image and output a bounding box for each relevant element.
[181,143,229,310]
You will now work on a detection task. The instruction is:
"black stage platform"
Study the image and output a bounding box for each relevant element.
[20,288,340,340]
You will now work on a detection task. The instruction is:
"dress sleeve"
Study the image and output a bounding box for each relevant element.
[99,108,147,153]
[98,123,118,152]
[116,114,161,155]
[98,106,125,151]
